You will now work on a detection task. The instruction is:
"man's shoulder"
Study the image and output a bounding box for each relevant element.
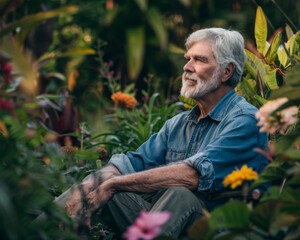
[231,96,258,116]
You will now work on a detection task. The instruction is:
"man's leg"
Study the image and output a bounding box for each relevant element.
[104,192,153,234]
[104,187,204,238]
[150,187,205,238]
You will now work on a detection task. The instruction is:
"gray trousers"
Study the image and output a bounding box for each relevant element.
[48,185,204,238]
[105,187,205,238]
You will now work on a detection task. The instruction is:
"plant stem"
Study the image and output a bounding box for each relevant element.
[279,177,286,194]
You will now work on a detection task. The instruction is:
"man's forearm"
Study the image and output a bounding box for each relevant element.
[104,163,199,193]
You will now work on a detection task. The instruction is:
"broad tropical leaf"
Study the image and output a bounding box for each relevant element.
[278,31,300,68]
[277,45,290,68]
[285,24,294,40]
[270,86,300,100]
[126,26,145,80]
[265,31,282,64]
[168,43,185,54]
[0,5,79,37]
[245,49,279,90]
[255,6,268,54]
[284,64,300,87]
[147,7,168,49]
[210,200,250,230]
[134,0,147,11]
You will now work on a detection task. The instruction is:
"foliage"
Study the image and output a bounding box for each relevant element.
[102,92,182,154]
[1,1,300,240]
[237,5,300,108]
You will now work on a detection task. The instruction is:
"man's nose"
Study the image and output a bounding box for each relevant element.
[183,60,194,72]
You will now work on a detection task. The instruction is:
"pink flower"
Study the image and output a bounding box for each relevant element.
[256,98,299,134]
[123,210,171,240]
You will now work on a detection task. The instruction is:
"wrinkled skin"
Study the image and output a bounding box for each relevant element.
[64,165,120,227]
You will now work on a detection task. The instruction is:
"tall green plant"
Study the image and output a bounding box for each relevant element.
[237,6,300,108]
[104,92,182,153]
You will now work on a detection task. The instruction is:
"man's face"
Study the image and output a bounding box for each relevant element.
[181,41,222,99]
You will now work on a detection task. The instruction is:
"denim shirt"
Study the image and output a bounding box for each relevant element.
[109,89,268,194]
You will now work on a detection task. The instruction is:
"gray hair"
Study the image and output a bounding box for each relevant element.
[185,28,246,87]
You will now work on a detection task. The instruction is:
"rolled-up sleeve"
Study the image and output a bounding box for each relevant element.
[108,120,170,174]
[184,154,214,191]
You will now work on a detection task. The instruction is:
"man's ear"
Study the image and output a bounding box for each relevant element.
[221,63,234,83]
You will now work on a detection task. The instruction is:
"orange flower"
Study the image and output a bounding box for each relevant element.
[223,165,259,189]
[0,121,9,137]
[111,91,137,109]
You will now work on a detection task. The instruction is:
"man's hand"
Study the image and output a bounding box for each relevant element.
[64,180,94,217]
[84,180,115,227]
[64,165,120,224]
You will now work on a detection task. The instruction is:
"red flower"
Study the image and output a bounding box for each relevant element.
[0,60,13,83]
[0,98,14,112]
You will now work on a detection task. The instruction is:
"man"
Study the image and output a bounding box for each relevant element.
[64,28,268,238]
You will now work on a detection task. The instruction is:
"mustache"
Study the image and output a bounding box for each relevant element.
[183,72,199,81]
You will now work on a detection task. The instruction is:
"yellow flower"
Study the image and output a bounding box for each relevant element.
[111,91,137,110]
[223,165,259,189]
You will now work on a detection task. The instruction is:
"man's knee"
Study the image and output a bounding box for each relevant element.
[163,187,203,208]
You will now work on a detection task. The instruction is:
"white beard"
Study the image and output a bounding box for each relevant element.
[180,68,221,99]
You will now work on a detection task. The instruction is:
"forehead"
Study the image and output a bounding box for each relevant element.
[185,41,215,59]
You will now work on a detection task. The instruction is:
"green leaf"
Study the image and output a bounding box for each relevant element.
[134,0,148,11]
[147,7,168,49]
[126,26,145,80]
[278,31,300,68]
[178,95,197,109]
[210,200,250,230]
[0,5,79,37]
[251,200,281,232]
[265,31,282,64]
[253,95,268,105]
[270,86,300,100]
[287,31,300,56]
[277,45,290,68]
[285,63,300,87]
[285,24,294,40]
[103,7,119,26]
[283,148,300,160]
[245,49,279,90]
[251,161,288,189]
[168,43,185,54]
[255,6,268,54]
[271,212,299,236]
[37,48,96,68]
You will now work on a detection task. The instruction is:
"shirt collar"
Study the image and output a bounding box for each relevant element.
[187,89,238,122]
[208,89,237,121]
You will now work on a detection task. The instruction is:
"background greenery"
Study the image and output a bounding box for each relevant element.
[1,0,300,239]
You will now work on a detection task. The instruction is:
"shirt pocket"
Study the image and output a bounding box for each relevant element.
[165,148,186,164]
